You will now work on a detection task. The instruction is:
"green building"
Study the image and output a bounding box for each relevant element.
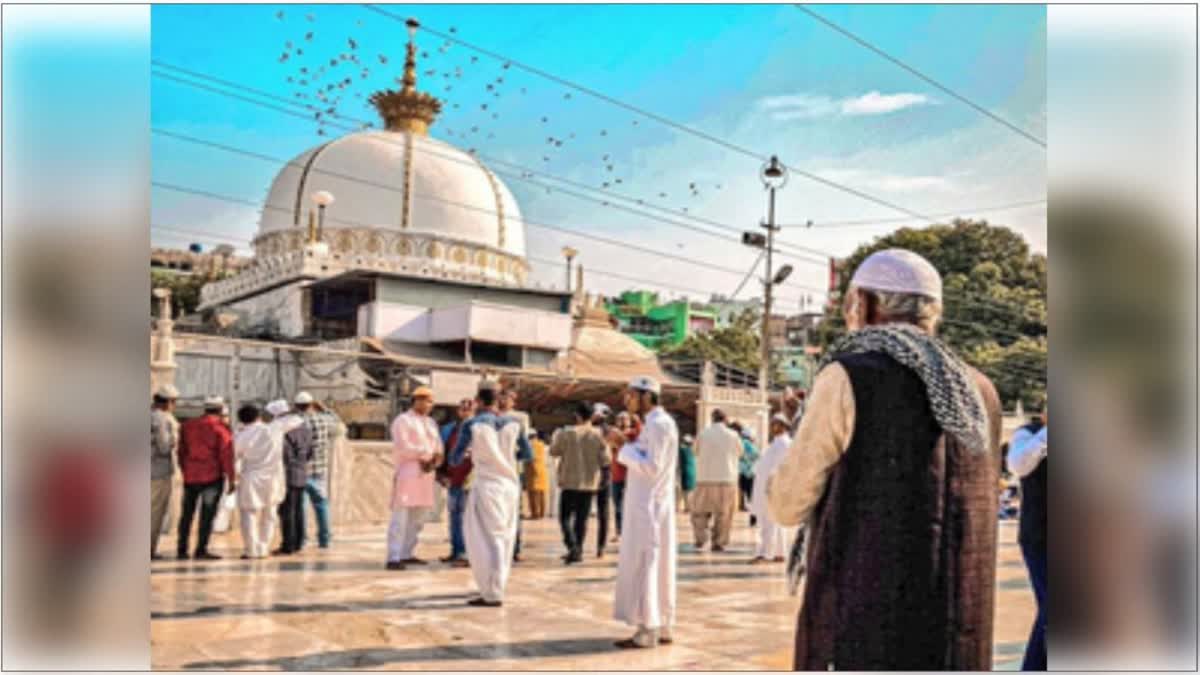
[605,290,718,351]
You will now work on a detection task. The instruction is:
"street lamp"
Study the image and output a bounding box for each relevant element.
[311,190,335,242]
[561,245,578,294]
[753,155,788,391]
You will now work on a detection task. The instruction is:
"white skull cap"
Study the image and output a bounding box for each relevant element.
[294,391,314,404]
[628,376,661,395]
[203,395,224,408]
[155,384,180,399]
[849,248,942,302]
[265,400,290,417]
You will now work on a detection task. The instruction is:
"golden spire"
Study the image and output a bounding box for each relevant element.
[369,17,442,135]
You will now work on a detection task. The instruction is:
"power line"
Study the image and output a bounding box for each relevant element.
[780,199,1047,229]
[794,4,1046,149]
[150,65,830,266]
[362,6,944,224]
[727,250,766,301]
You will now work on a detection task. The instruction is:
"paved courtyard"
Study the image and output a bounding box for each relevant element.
[151,512,1035,670]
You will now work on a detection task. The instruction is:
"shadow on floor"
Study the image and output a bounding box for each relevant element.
[151,592,475,620]
[152,560,430,576]
[182,637,622,670]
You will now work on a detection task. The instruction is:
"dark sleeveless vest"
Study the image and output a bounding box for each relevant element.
[793,352,1001,671]
[1016,422,1047,552]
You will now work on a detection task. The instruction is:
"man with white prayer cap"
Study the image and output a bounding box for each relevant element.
[749,414,796,564]
[612,375,679,649]
[767,248,1003,670]
[151,384,180,560]
[233,400,305,559]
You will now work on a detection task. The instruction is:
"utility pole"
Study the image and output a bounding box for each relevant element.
[755,156,789,392]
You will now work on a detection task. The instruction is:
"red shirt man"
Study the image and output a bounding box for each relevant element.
[175,398,235,560]
[178,413,234,485]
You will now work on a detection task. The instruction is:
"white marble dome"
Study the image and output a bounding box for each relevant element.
[256,129,526,272]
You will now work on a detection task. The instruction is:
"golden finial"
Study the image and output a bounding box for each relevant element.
[369,17,442,135]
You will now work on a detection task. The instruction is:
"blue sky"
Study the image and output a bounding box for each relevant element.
[151,4,1046,306]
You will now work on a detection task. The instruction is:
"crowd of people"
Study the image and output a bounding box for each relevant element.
[150,389,345,561]
[151,247,1047,668]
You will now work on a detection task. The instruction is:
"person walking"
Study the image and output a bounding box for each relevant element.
[294,392,343,549]
[549,401,610,564]
[736,425,760,526]
[689,409,742,551]
[176,395,235,560]
[768,248,1003,670]
[678,434,697,514]
[749,415,794,563]
[525,430,549,519]
[276,404,314,555]
[437,398,475,566]
[386,386,443,569]
[151,385,179,560]
[1008,405,1048,671]
[613,376,679,649]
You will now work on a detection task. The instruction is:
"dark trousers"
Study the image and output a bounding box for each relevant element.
[278,486,306,553]
[177,480,223,557]
[739,474,756,525]
[559,489,594,559]
[595,470,611,554]
[1020,540,1047,670]
[611,480,626,536]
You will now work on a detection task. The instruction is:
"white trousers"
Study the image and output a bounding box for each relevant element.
[239,508,276,558]
[755,516,794,559]
[387,507,427,562]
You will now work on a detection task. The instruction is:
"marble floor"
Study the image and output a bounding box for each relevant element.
[151,512,1035,670]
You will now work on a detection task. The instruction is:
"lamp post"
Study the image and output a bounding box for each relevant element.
[757,155,788,391]
[311,190,335,242]
[562,245,578,294]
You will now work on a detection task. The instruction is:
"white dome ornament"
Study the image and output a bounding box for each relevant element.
[252,17,527,286]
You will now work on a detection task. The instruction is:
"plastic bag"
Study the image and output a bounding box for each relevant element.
[211,491,238,533]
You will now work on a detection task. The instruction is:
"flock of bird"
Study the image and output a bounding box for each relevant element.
[272,9,729,221]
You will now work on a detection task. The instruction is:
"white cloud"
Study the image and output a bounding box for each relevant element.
[840,91,934,116]
[758,90,935,121]
[815,168,957,193]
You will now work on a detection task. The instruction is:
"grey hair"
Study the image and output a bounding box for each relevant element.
[850,286,943,333]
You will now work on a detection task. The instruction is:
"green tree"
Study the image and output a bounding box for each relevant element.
[663,308,784,379]
[150,268,235,317]
[814,219,1046,410]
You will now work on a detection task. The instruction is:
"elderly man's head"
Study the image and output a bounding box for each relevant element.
[842,248,944,334]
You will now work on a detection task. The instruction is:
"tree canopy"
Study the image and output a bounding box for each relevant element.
[663,308,783,379]
[815,219,1047,411]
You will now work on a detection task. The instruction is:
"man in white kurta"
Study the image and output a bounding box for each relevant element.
[613,376,679,649]
[448,381,531,607]
[234,400,304,559]
[387,387,443,569]
[749,414,796,563]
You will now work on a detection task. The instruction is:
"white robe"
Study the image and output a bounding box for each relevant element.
[613,406,678,629]
[463,417,522,602]
[751,432,796,559]
[234,415,305,511]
